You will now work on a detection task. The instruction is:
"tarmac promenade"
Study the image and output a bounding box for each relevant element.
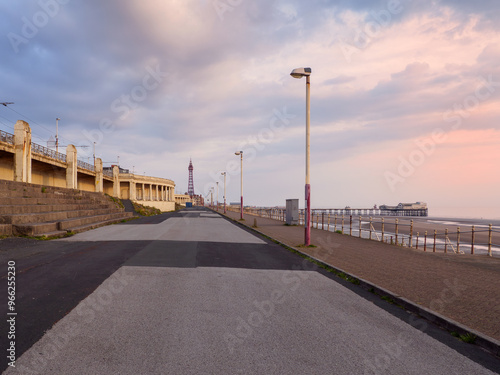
[222,209,500,343]
[1,207,499,374]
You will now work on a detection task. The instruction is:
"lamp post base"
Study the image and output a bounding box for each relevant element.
[305,183,311,246]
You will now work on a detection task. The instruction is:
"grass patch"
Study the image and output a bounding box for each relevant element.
[459,333,477,344]
[41,186,47,193]
[335,230,343,234]
[132,202,161,216]
[105,194,124,209]
[19,234,51,241]
[378,295,404,309]
[381,295,395,304]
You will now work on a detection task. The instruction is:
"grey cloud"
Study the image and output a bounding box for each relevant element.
[1,0,500,191]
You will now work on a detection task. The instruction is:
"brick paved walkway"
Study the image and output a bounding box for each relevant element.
[222,210,500,341]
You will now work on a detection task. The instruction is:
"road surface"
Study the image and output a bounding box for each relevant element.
[1,208,499,374]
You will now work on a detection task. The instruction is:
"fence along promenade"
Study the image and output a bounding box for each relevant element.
[1,128,95,172]
[224,206,499,257]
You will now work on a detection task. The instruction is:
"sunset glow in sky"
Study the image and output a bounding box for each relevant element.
[1,1,500,218]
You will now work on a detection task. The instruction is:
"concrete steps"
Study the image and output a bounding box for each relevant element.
[2,208,126,225]
[0,224,12,236]
[0,180,133,238]
[0,197,105,206]
[0,203,115,215]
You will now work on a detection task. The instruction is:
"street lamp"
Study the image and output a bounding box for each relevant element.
[221,172,226,214]
[235,151,243,220]
[55,118,60,153]
[216,181,219,211]
[290,67,312,246]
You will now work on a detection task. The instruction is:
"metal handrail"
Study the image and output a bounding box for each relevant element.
[103,169,113,178]
[0,130,14,145]
[77,159,95,172]
[31,142,67,162]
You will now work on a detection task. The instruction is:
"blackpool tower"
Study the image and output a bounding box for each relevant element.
[187,159,195,197]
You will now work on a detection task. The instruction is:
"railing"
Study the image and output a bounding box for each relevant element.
[103,169,113,178]
[0,130,14,145]
[77,159,95,172]
[224,206,499,257]
[31,142,67,163]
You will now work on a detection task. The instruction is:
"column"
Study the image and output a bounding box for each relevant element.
[130,180,137,200]
[113,165,120,198]
[95,158,103,193]
[66,144,77,189]
[14,120,32,183]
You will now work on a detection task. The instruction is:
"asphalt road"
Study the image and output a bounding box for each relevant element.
[1,207,499,374]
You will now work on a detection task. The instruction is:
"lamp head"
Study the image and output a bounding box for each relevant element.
[290,67,312,79]
[235,151,243,155]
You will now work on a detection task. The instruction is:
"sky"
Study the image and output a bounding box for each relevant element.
[1,0,500,218]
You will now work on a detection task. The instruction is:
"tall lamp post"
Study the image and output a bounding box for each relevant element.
[290,67,312,246]
[55,118,60,153]
[235,151,243,220]
[216,181,219,211]
[221,172,226,214]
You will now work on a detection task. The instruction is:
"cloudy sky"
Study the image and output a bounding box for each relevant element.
[1,0,500,218]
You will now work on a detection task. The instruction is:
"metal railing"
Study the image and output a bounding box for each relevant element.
[0,130,14,145]
[31,142,67,163]
[1,133,111,176]
[103,169,113,178]
[77,159,95,172]
[224,206,499,257]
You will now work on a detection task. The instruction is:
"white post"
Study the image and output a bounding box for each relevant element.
[305,74,311,246]
[222,172,226,214]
